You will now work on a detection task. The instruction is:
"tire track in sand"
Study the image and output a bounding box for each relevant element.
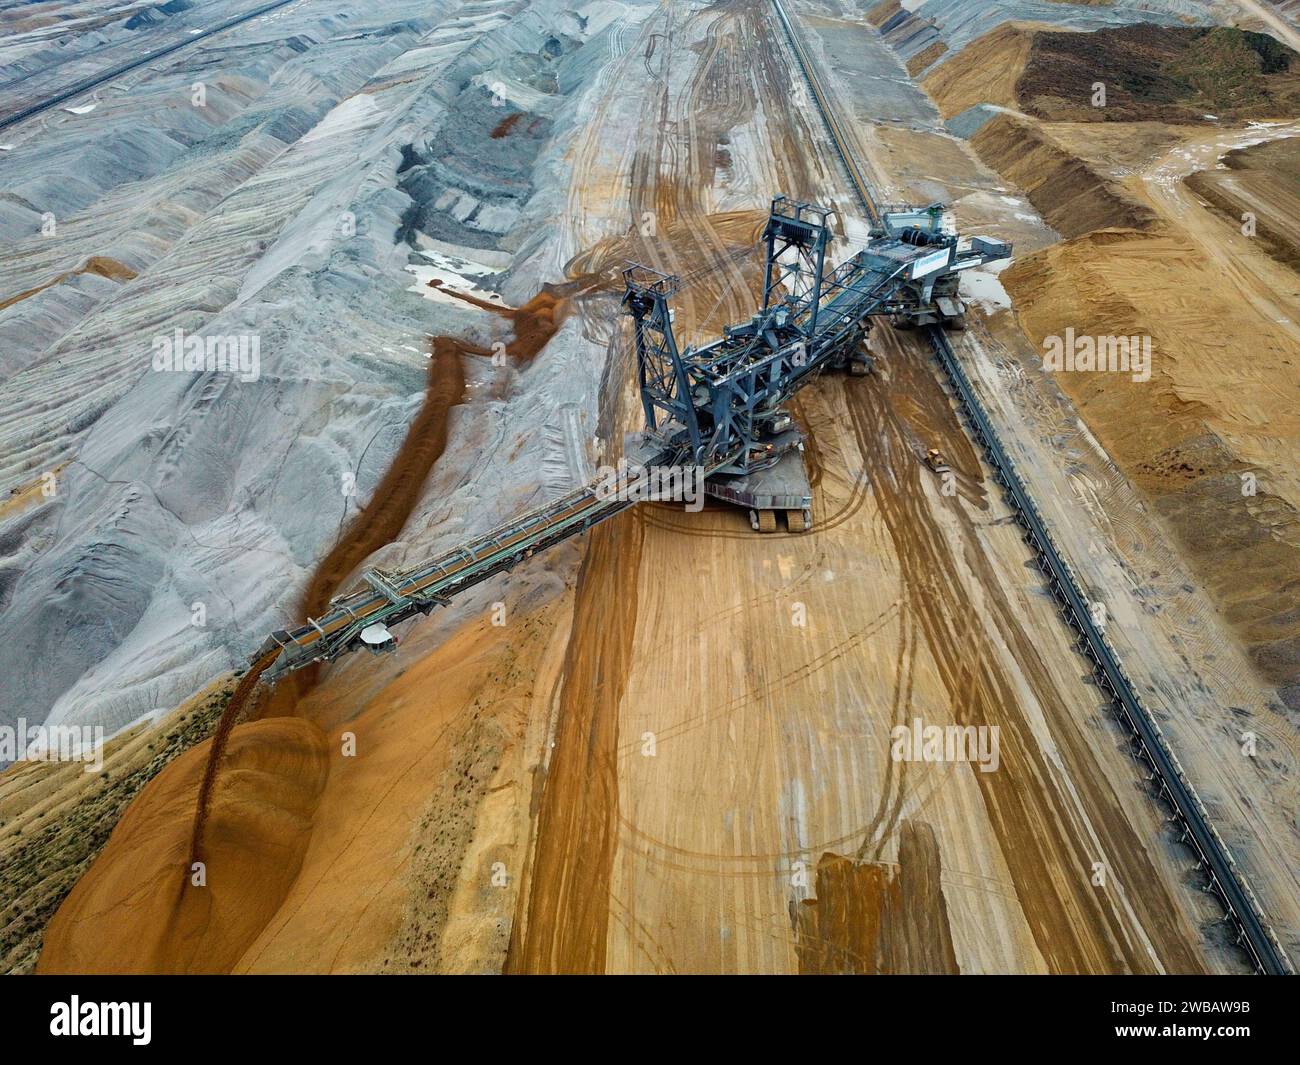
[845,333,1207,973]
[505,509,645,974]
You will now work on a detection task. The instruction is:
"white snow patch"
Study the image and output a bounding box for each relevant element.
[405,258,511,310]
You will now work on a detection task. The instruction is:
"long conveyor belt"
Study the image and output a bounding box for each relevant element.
[769,0,1291,975]
[256,448,685,680]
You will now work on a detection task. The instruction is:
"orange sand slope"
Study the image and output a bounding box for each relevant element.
[40,718,328,974]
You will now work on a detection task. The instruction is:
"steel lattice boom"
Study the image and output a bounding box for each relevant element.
[258,194,1010,680]
[624,195,1010,474]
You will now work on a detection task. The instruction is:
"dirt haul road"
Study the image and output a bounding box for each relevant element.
[38,0,1253,975]
[506,0,1216,975]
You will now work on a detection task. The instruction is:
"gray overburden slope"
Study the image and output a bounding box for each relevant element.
[0,0,651,740]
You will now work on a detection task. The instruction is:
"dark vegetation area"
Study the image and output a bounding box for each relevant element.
[1018,24,1300,122]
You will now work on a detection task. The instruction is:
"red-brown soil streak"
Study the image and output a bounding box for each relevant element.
[39,284,583,974]
[187,345,465,865]
[794,821,960,974]
[188,284,579,865]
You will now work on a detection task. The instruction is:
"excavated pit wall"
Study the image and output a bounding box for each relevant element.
[0,0,647,749]
[30,0,670,974]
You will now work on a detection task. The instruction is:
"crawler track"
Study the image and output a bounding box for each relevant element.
[770,0,1291,975]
